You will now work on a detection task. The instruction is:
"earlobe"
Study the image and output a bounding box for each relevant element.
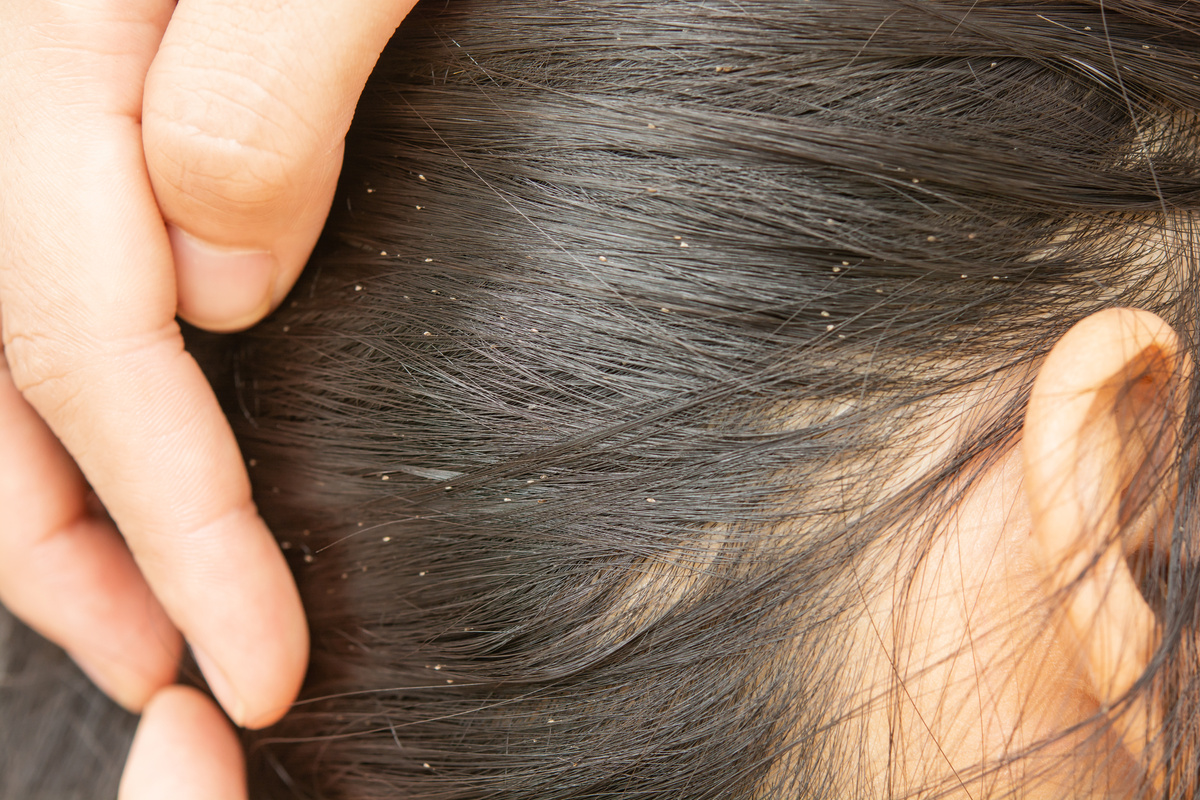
[1024,307,1185,760]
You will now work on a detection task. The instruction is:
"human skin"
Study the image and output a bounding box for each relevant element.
[0,2,1176,795]
[0,0,414,793]
[847,309,1177,797]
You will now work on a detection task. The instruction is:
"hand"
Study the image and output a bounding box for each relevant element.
[0,0,415,783]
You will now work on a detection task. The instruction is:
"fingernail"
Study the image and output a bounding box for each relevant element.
[168,225,278,332]
[192,646,246,727]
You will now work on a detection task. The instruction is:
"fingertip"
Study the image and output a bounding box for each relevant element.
[119,685,247,800]
[182,508,309,730]
[196,586,308,730]
[168,182,328,333]
[194,636,306,730]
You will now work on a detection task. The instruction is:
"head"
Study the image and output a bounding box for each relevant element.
[108,0,1200,797]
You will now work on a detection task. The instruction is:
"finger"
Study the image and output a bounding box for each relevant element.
[118,685,248,800]
[0,8,307,729]
[144,0,420,332]
[0,341,181,711]
[4,162,307,730]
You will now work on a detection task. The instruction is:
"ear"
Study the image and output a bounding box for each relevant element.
[1024,308,1185,755]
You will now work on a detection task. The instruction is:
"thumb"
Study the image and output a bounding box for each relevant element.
[143,0,419,332]
[118,685,246,800]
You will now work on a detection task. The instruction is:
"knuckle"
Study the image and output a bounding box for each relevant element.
[4,321,178,413]
[3,327,84,414]
[144,63,322,221]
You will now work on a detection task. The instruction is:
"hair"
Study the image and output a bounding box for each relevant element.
[7,0,1200,797]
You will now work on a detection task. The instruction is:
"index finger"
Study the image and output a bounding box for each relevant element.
[0,8,306,729]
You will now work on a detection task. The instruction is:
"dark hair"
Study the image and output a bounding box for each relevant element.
[8,0,1200,797]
